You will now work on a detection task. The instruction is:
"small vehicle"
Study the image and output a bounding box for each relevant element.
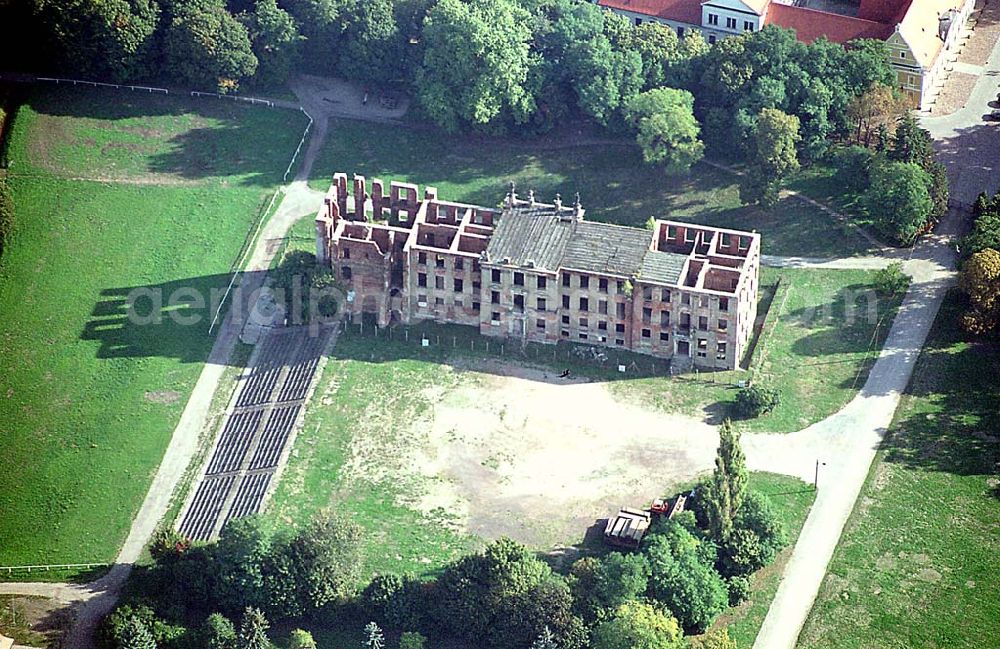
[985,109,1000,122]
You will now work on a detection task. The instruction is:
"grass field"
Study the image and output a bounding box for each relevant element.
[798,293,1000,649]
[0,85,307,571]
[308,119,877,259]
[612,266,905,433]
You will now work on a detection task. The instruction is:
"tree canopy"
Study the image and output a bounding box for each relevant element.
[624,87,704,174]
[739,107,800,208]
[416,0,537,132]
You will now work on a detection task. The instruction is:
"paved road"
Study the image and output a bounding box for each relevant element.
[750,25,1000,649]
[749,218,958,649]
[921,28,1000,204]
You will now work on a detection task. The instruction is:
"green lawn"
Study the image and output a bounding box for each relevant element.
[798,292,1000,649]
[611,266,905,433]
[0,86,307,571]
[309,119,877,259]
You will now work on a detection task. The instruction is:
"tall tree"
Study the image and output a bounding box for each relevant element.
[739,108,800,208]
[566,32,642,127]
[846,84,907,146]
[201,613,237,649]
[862,161,933,245]
[164,0,258,93]
[590,600,683,649]
[624,88,704,174]
[265,511,365,617]
[242,0,301,85]
[702,419,747,542]
[336,0,406,83]
[237,607,270,649]
[416,0,537,132]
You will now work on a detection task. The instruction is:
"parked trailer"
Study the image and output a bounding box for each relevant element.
[604,507,651,549]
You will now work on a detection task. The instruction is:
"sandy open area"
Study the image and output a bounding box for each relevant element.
[343,360,719,551]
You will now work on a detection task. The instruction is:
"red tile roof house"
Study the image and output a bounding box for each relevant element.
[597,0,976,110]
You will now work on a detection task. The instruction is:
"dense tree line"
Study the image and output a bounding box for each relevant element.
[103,420,782,649]
[6,0,951,243]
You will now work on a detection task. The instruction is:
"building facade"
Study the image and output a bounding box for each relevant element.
[315,173,761,371]
[598,0,976,110]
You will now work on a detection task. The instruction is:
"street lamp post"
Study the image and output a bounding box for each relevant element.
[814,459,827,489]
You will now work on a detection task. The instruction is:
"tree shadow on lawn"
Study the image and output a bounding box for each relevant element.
[785,282,895,356]
[80,272,259,365]
[316,119,735,227]
[25,85,305,187]
[875,292,1000,480]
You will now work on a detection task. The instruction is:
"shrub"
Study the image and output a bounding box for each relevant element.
[362,573,424,631]
[874,261,909,295]
[735,384,780,419]
[288,628,316,649]
[689,628,738,649]
[98,605,187,649]
[149,528,191,561]
[726,574,752,606]
[399,632,426,649]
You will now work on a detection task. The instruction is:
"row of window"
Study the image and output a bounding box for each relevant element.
[705,14,755,31]
[415,251,480,272]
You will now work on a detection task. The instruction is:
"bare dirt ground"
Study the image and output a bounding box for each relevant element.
[343,360,719,550]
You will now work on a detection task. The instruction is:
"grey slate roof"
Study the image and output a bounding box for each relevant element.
[563,221,651,276]
[487,205,690,285]
[485,205,574,271]
[639,250,688,285]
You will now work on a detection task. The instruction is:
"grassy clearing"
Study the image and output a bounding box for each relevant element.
[13,86,301,186]
[611,266,905,433]
[798,292,1000,649]
[0,86,306,570]
[265,341,477,579]
[309,119,877,259]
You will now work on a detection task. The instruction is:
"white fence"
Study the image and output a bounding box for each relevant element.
[37,76,168,94]
[36,76,282,108]
[1,562,108,575]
